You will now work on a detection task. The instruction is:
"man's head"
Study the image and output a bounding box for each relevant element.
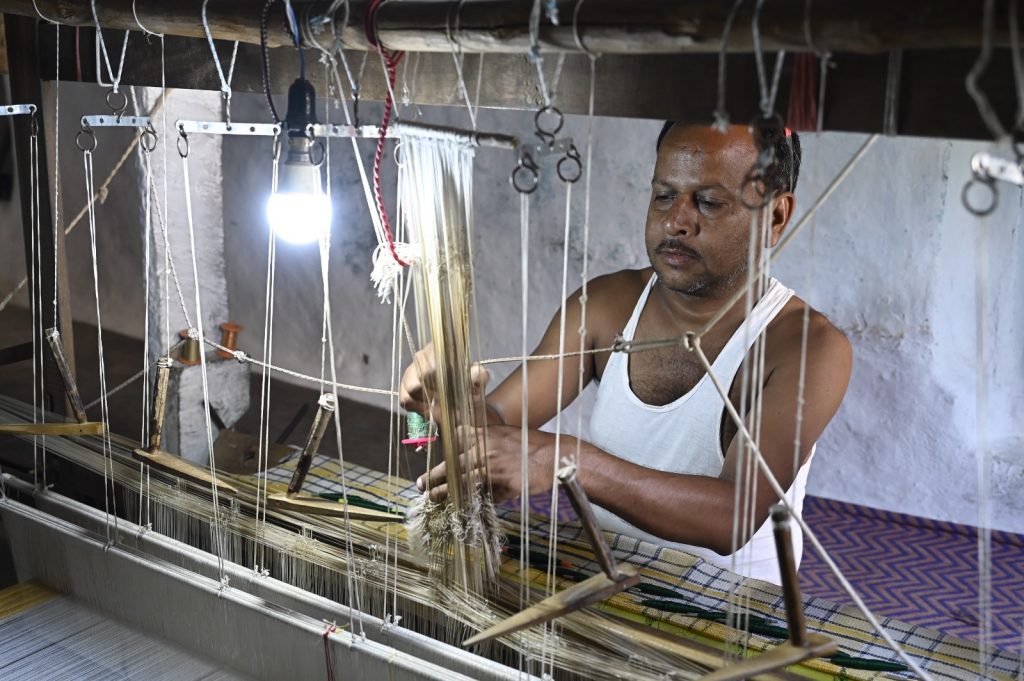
[646,121,800,298]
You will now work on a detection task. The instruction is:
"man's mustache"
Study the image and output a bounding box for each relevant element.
[655,240,702,260]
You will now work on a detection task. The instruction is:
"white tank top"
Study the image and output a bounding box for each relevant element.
[589,274,814,585]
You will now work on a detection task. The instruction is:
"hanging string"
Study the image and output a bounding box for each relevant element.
[714,0,747,129]
[201,0,240,123]
[179,143,229,584]
[82,147,119,546]
[131,89,152,497]
[751,0,786,118]
[91,0,130,93]
[446,0,477,130]
[28,118,41,488]
[571,0,597,469]
[974,193,994,679]
[966,0,1007,141]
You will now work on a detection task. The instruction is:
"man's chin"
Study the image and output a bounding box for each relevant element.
[651,265,713,297]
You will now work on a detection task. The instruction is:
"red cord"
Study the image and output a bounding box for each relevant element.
[322,623,337,681]
[365,0,409,268]
[786,52,818,132]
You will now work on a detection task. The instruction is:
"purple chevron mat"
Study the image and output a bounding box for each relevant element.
[799,495,1024,654]
[521,491,1023,653]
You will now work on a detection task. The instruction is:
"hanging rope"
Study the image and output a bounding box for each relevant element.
[365,0,408,268]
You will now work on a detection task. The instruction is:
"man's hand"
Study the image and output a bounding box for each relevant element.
[415,424,559,504]
[399,342,491,419]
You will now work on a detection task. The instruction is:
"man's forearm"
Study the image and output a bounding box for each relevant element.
[564,438,743,556]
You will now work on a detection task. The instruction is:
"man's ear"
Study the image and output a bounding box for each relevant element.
[769,192,795,248]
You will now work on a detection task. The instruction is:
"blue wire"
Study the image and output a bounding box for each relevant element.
[285,1,305,79]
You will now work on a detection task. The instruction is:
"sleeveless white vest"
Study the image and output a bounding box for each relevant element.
[589,274,814,585]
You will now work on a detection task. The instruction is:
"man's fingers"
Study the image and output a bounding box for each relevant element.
[469,363,490,392]
[400,345,439,410]
[455,424,487,454]
[427,483,448,503]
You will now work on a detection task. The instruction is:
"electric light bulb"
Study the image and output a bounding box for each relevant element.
[266,189,332,245]
[266,137,332,245]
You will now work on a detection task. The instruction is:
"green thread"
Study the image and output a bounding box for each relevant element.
[407,412,432,439]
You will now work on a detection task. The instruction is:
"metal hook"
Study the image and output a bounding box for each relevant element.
[140,123,158,153]
[76,123,98,153]
[177,129,190,159]
[557,143,583,184]
[105,88,128,120]
[512,150,540,194]
[962,176,999,216]
[534,105,564,148]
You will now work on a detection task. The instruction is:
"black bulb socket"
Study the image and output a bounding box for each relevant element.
[284,78,318,138]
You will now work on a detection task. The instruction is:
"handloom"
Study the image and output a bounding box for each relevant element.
[0,2,1019,680]
[1,396,1020,681]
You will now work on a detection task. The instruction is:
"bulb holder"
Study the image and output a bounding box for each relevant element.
[284,78,318,137]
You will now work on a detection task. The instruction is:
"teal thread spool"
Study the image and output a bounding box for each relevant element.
[402,412,437,447]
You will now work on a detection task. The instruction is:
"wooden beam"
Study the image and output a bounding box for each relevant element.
[4,13,74,417]
[0,0,1010,55]
[37,25,1020,142]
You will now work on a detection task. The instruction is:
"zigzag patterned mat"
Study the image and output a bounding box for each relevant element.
[800,496,1024,654]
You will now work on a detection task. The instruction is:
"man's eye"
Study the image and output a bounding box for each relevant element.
[697,197,725,210]
[655,194,673,202]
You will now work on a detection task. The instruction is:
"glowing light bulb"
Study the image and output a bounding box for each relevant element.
[266,137,332,245]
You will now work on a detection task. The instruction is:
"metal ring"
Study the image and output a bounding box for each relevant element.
[177,131,190,159]
[309,139,327,167]
[75,126,97,153]
[557,144,583,183]
[393,139,405,168]
[511,157,540,195]
[140,124,158,153]
[534,105,564,138]
[105,89,128,117]
[961,177,998,217]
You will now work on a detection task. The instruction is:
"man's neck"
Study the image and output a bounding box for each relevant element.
[652,277,759,333]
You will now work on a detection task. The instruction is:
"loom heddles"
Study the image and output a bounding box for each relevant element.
[397,126,504,594]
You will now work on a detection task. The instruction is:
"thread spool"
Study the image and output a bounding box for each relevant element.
[216,322,242,359]
[178,329,202,366]
[402,412,438,447]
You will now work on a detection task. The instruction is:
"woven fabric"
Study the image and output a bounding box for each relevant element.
[263,455,1022,681]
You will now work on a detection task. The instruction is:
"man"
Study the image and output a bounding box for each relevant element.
[401,121,852,584]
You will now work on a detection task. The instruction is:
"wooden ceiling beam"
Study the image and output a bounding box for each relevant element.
[36,25,1020,142]
[0,0,1011,55]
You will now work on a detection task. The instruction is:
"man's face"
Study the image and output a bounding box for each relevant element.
[645,124,762,298]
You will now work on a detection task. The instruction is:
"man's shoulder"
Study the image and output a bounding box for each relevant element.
[583,268,653,303]
[769,294,852,367]
[570,268,653,338]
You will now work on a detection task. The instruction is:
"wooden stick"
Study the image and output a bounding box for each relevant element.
[462,565,641,647]
[0,422,104,436]
[266,493,403,523]
[0,0,1006,55]
[699,505,838,681]
[463,464,639,647]
[133,356,238,496]
[286,394,335,498]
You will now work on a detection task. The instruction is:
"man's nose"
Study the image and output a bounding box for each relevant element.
[665,198,699,236]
